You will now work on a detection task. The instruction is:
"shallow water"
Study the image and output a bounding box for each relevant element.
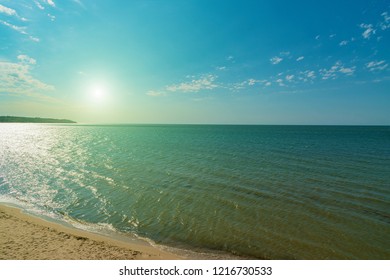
[0,124,389,259]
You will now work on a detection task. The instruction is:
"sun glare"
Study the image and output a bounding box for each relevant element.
[89,85,106,103]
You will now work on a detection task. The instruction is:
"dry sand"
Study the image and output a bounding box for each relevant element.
[0,204,182,260]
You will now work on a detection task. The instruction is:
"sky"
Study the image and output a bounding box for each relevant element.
[0,0,389,124]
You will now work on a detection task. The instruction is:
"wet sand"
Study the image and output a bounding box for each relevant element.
[0,204,182,260]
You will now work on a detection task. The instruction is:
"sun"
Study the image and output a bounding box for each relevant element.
[89,85,106,103]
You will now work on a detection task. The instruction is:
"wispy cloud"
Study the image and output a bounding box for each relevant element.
[270,52,291,65]
[146,90,165,97]
[0,20,39,42]
[0,4,17,16]
[339,40,348,46]
[285,75,294,82]
[339,66,356,75]
[0,56,54,97]
[0,20,27,35]
[72,0,84,5]
[320,61,356,80]
[297,70,316,82]
[270,56,283,65]
[366,60,388,71]
[276,78,285,86]
[296,56,304,62]
[17,55,36,65]
[29,36,40,42]
[34,0,56,9]
[226,55,234,61]
[230,78,269,91]
[320,63,339,80]
[35,1,45,10]
[359,23,375,39]
[380,12,390,30]
[46,0,56,7]
[48,13,55,21]
[165,74,218,93]
[248,78,261,86]
[0,4,27,21]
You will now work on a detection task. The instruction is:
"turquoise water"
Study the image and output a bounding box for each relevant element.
[0,124,389,259]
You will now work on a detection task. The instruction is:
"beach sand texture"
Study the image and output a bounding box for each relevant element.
[0,204,181,260]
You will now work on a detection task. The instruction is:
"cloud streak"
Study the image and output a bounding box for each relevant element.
[320,62,356,80]
[0,55,54,97]
[359,23,375,39]
[0,20,40,42]
[270,56,283,65]
[46,0,56,7]
[0,20,27,34]
[0,4,17,16]
[165,74,218,93]
[366,60,388,71]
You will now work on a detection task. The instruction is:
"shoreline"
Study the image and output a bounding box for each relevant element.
[0,203,182,260]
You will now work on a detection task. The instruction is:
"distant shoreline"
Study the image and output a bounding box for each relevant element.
[0,116,76,123]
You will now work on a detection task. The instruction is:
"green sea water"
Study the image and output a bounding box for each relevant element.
[0,124,389,259]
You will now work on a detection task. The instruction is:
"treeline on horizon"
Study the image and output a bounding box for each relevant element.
[0,116,76,123]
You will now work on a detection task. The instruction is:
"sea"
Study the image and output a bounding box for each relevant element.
[0,124,389,259]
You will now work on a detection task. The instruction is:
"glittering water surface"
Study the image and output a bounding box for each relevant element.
[0,124,389,259]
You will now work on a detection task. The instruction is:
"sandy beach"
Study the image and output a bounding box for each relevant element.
[0,204,181,260]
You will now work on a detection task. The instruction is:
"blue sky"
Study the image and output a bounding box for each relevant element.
[0,0,389,124]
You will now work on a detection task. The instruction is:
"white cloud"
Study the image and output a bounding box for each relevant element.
[17,55,36,65]
[329,34,336,38]
[35,1,45,10]
[297,70,316,82]
[339,40,348,46]
[276,78,285,86]
[366,60,388,71]
[285,75,294,82]
[146,90,165,97]
[35,0,55,8]
[166,74,218,93]
[226,55,234,61]
[248,78,259,86]
[29,36,40,42]
[0,4,17,16]
[270,52,291,65]
[216,66,226,71]
[320,62,341,80]
[359,23,375,39]
[0,57,54,97]
[339,66,356,75]
[72,0,84,6]
[320,62,356,80]
[48,13,56,21]
[0,20,39,42]
[270,56,283,65]
[306,71,316,79]
[231,81,246,90]
[296,56,304,62]
[46,0,56,7]
[230,79,267,90]
[265,82,272,86]
[0,5,27,21]
[380,12,390,30]
[0,20,27,35]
